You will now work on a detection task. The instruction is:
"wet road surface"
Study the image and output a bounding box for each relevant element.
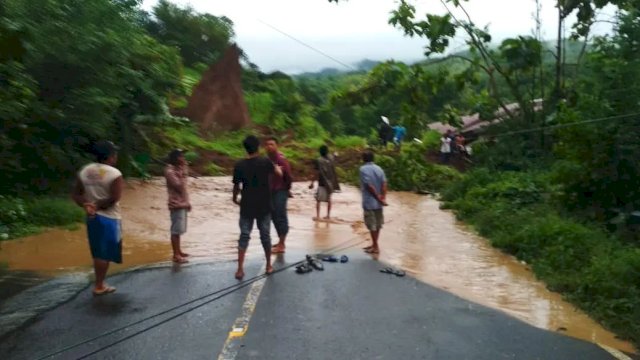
[0,177,635,356]
[0,257,621,360]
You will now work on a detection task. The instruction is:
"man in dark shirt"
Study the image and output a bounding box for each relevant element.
[233,135,282,280]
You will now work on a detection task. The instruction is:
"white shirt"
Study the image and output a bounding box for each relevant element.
[440,137,452,153]
[78,163,122,219]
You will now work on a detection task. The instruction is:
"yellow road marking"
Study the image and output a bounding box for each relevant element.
[217,277,267,360]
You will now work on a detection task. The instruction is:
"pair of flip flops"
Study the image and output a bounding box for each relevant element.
[306,255,324,271]
[321,255,349,263]
[295,263,313,274]
[380,267,406,277]
[295,255,327,274]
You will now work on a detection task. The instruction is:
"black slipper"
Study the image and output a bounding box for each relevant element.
[380,267,405,277]
[306,255,324,271]
[380,267,394,274]
[322,255,338,262]
[295,263,313,274]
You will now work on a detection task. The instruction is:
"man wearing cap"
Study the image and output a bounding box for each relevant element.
[72,140,124,296]
[165,149,191,263]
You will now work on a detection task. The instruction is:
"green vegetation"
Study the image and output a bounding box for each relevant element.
[0,196,83,240]
[1,0,640,347]
[440,169,640,345]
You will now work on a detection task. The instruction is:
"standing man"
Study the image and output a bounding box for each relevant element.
[264,137,292,254]
[378,116,393,148]
[72,140,124,296]
[309,145,340,220]
[359,151,388,255]
[440,131,452,163]
[165,149,191,264]
[232,135,283,280]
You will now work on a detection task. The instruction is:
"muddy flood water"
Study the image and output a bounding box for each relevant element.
[0,177,635,353]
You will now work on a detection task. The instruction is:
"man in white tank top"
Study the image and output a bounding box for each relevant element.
[72,140,124,296]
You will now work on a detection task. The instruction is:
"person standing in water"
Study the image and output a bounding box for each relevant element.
[165,149,191,264]
[72,140,124,296]
[359,151,388,255]
[309,145,340,220]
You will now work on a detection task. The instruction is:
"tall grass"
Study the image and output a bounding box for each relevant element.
[0,196,83,240]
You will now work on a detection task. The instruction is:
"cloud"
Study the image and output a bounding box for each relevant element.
[142,0,616,73]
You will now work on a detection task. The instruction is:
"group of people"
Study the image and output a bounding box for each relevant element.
[440,129,469,163]
[378,117,406,150]
[72,136,388,294]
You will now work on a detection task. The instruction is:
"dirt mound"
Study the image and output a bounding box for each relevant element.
[184,44,250,134]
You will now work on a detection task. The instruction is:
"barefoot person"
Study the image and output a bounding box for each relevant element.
[165,149,191,263]
[264,137,292,254]
[72,140,124,296]
[232,135,283,280]
[309,145,340,220]
[359,151,388,254]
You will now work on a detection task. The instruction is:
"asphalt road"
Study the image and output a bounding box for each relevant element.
[0,253,619,360]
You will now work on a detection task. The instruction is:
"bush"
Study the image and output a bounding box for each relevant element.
[203,163,226,176]
[333,136,367,149]
[164,124,250,159]
[420,130,442,151]
[26,198,84,226]
[442,165,640,346]
[375,145,462,192]
[0,196,83,240]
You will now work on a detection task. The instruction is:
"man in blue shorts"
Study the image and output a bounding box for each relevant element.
[72,140,124,296]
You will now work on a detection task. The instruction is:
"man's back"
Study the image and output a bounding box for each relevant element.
[233,157,274,217]
[359,162,386,210]
[78,163,122,219]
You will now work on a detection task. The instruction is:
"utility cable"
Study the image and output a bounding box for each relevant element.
[36,260,303,360]
[258,19,357,72]
[481,111,640,138]
[37,235,370,359]
[75,238,371,359]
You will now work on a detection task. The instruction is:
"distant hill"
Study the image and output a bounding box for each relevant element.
[420,39,588,68]
[294,39,588,79]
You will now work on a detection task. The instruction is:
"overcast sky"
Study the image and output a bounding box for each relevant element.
[141,0,615,74]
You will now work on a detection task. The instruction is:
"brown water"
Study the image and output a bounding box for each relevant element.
[0,177,634,353]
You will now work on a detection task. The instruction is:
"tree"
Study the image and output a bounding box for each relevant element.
[144,0,234,67]
[0,0,183,193]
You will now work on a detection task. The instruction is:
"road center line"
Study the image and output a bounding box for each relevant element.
[598,343,633,360]
[217,275,267,360]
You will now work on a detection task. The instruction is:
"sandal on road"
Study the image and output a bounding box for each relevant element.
[364,248,380,254]
[380,267,406,277]
[322,255,338,263]
[306,255,324,271]
[295,263,313,274]
[93,286,116,296]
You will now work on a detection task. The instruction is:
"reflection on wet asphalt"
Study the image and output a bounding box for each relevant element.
[0,177,634,353]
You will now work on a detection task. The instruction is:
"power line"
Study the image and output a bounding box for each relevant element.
[35,264,297,360]
[37,238,367,359]
[483,111,640,138]
[258,19,357,72]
